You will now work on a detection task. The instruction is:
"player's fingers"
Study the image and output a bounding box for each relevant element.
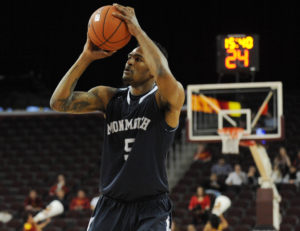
[101,50,116,56]
[112,12,128,21]
[113,3,134,16]
[113,3,127,14]
[106,50,117,56]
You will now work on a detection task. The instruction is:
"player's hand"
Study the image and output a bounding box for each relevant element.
[82,35,116,61]
[112,4,142,37]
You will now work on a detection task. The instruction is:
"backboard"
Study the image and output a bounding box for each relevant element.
[187,82,283,142]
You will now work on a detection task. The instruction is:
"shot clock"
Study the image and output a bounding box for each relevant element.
[217,34,259,73]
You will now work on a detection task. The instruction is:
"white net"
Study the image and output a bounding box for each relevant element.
[218,128,244,154]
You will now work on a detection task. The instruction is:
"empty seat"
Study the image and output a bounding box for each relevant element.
[280,224,293,231]
[6,219,23,229]
[227,208,245,218]
[233,225,251,231]
[282,215,299,226]
[226,216,240,227]
[294,224,300,231]
[286,207,300,216]
[240,217,255,228]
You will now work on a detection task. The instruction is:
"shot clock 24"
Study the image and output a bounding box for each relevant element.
[217,34,259,73]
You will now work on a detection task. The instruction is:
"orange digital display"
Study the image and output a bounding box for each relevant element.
[217,34,259,73]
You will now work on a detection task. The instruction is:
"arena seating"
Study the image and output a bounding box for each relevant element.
[0,113,104,231]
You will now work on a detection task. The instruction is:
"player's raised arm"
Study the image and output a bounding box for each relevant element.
[113,4,185,127]
[50,35,117,114]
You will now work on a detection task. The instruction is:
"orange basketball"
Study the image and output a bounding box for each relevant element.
[88,5,131,51]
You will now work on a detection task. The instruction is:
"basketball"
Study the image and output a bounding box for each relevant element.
[88,5,131,51]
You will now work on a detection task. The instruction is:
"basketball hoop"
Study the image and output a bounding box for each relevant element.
[218,127,244,154]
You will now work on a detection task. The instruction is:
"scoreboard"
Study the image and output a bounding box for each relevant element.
[217,34,259,73]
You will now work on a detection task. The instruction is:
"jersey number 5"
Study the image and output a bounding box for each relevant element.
[124,138,135,161]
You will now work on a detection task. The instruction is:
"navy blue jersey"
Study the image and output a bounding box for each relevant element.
[100,86,176,201]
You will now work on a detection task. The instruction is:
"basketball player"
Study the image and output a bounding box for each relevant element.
[50,3,185,231]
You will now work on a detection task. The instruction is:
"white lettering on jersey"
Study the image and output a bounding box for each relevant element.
[107,117,151,135]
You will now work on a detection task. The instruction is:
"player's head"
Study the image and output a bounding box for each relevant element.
[122,41,168,88]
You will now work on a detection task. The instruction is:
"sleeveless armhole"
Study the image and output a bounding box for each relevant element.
[152,93,178,133]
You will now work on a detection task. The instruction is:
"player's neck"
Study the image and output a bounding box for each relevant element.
[130,82,156,96]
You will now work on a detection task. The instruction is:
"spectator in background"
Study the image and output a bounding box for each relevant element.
[24,189,43,213]
[292,149,300,171]
[283,166,300,187]
[53,189,69,212]
[271,164,283,184]
[211,158,232,178]
[247,165,258,187]
[273,146,291,176]
[205,173,225,193]
[49,174,69,197]
[188,186,211,228]
[225,164,247,192]
[69,189,90,211]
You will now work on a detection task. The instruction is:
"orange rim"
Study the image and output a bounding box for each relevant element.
[218,127,244,139]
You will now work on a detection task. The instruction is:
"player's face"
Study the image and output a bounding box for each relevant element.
[122,47,153,87]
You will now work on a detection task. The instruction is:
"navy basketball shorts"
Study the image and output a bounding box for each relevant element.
[86,193,172,231]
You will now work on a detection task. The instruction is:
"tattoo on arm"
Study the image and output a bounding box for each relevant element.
[57,93,92,112]
[70,101,91,111]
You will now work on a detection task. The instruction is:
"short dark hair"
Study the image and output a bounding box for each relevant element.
[153,41,168,59]
[136,41,168,59]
